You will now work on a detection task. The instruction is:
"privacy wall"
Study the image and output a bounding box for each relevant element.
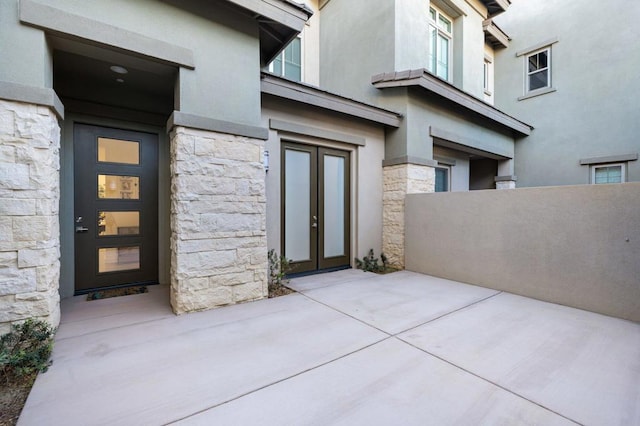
[405,183,640,322]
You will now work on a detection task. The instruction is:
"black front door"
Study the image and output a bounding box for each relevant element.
[281,142,351,274]
[74,124,158,293]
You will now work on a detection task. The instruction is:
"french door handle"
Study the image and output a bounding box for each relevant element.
[311,223,317,228]
[75,226,89,233]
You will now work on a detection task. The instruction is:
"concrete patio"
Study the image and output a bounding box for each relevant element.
[18,270,640,425]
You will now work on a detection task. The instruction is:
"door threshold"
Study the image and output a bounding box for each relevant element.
[287,266,351,279]
[74,281,159,296]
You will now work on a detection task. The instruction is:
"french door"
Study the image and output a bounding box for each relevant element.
[73,124,158,293]
[282,142,350,274]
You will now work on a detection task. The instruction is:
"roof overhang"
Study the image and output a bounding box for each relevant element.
[261,72,402,127]
[224,0,313,67]
[483,19,510,49]
[371,69,532,137]
[480,0,510,17]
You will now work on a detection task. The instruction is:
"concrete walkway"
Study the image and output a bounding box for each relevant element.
[19,270,640,425]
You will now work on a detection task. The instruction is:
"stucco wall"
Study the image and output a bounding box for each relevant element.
[493,0,640,186]
[10,0,262,126]
[405,183,640,322]
[261,97,386,264]
[319,0,395,104]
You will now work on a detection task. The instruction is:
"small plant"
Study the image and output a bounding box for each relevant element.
[268,249,294,296]
[0,319,55,384]
[355,249,389,273]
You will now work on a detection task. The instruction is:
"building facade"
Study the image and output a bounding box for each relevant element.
[2,0,636,332]
[0,0,315,332]
[492,0,640,187]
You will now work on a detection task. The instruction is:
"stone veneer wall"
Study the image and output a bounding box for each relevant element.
[496,180,517,190]
[170,126,267,314]
[382,163,434,269]
[0,100,61,334]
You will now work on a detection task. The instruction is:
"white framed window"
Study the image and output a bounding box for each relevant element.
[525,47,551,94]
[435,166,450,192]
[269,37,302,82]
[483,56,493,95]
[591,163,626,184]
[428,6,453,81]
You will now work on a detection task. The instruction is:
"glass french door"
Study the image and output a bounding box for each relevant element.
[282,142,350,274]
[73,124,158,293]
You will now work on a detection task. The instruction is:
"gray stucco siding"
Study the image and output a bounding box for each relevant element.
[494,0,640,186]
[386,93,515,164]
[319,0,396,106]
[0,0,51,88]
[13,0,264,126]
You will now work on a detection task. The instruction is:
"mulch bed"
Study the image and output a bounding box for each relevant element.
[268,284,295,298]
[86,285,148,301]
[0,375,36,426]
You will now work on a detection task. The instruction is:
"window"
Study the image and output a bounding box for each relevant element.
[435,166,450,192]
[526,48,551,93]
[483,56,493,98]
[592,164,625,184]
[269,37,302,82]
[428,6,453,81]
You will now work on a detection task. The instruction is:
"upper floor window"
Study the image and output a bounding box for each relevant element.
[428,6,453,81]
[526,48,551,93]
[269,37,302,82]
[516,38,558,100]
[592,163,625,184]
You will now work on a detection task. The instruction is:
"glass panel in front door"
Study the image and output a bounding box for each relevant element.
[284,149,311,262]
[98,211,140,236]
[98,247,140,273]
[98,175,140,199]
[323,155,345,258]
[98,138,140,164]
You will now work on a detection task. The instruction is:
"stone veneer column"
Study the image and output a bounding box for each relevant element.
[495,175,517,189]
[169,126,267,314]
[382,163,434,269]
[0,100,61,334]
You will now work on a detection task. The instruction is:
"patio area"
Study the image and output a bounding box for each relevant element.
[18,270,640,425]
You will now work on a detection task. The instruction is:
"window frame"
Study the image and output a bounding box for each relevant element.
[268,36,303,82]
[428,5,453,82]
[525,47,551,94]
[435,165,451,192]
[591,163,626,184]
[483,56,493,96]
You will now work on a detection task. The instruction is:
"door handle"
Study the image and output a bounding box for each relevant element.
[75,226,89,233]
[311,222,318,228]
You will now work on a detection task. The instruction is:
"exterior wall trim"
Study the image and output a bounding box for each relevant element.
[430,126,512,160]
[516,37,559,57]
[167,111,269,140]
[382,156,438,167]
[579,153,638,165]
[517,87,557,101]
[230,0,311,31]
[269,119,366,146]
[19,0,195,69]
[261,73,402,127]
[372,69,532,136]
[495,175,517,182]
[0,81,64,119]
[483,19,510,49]
[434,155,457,166]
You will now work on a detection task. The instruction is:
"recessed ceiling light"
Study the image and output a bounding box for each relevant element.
[116,78,125,83]
[110,65,128,74]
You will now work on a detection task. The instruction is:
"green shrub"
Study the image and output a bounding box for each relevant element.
[0,319,55,383]
[355,249,389,273]
[268,249,293,290]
